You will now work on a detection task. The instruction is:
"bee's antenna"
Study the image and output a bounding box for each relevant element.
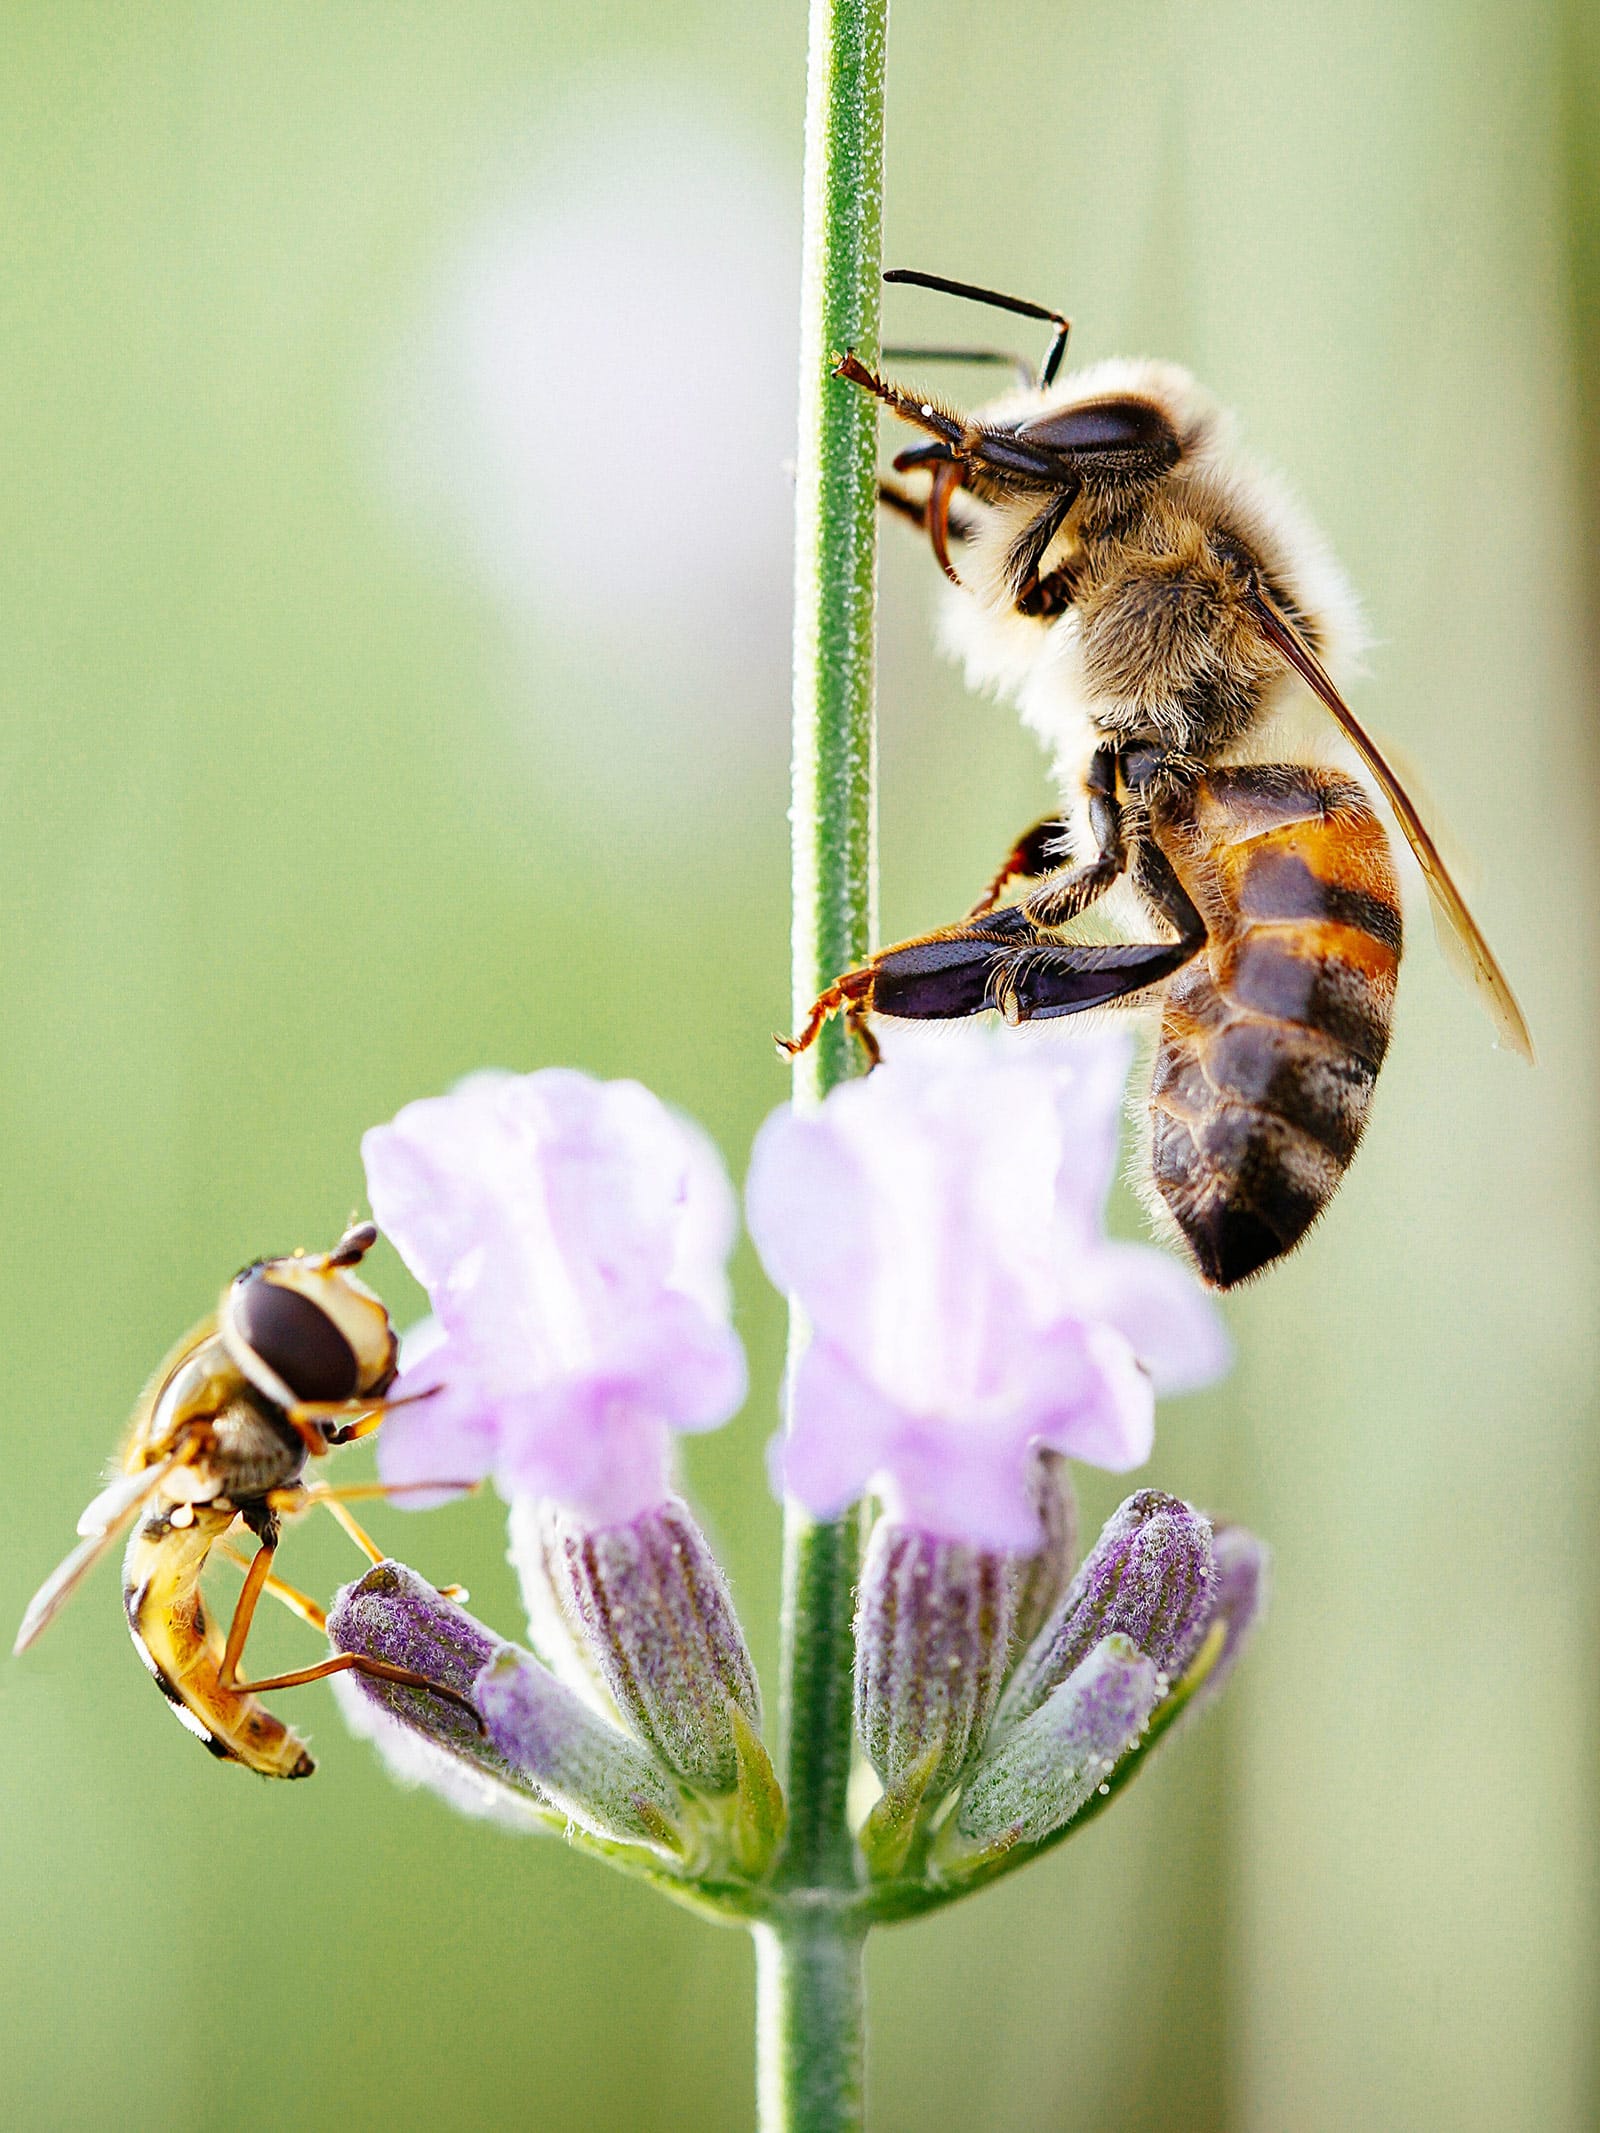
[884,268,1072,391]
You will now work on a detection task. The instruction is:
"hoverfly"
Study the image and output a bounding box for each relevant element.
[14,1221,474,1777]
[786,270,1533,1287]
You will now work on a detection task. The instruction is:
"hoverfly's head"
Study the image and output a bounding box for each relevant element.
[222,1221,398,1418]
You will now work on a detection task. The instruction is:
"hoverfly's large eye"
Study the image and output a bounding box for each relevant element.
[1016,397,1179,465]
[234,1272,360,1403]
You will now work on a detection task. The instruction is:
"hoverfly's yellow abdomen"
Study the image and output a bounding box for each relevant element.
[123,1505,315,1779]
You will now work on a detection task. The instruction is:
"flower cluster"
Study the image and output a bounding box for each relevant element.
[330,1039,1263,1901]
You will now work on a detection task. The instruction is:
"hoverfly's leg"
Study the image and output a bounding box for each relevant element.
[226,1651,486,1730]
[218,1542,329,1632]
[283,1383,441,1450]
[218,1541,281,1690]
[265,1479,481,1513]
[302,1491,469,1602]
[217,1539,483,1727]
[319,1495,385,1566]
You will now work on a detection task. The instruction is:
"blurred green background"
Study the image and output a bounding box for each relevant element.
[3,3,1597,2127]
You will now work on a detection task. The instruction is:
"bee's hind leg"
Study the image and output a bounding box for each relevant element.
[996,838,1208,1019]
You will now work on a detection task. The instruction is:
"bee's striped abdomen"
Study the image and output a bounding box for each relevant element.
[1150,765,1402,1286]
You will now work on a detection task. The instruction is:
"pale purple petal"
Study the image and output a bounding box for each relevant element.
[1065,1242,1233,1396]
[363,1070,745,1527]
[375,1338,499,1509]
[747,1028,1224,1550]
[1020,1321,1156,1476]
[886,1429,1045,1555]
[604,1292,748,1434]
[773,1342,903,1520]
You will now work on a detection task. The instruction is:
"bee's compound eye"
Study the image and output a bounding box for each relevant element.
[235,1273,359,1403]
[1017,397,1179,465]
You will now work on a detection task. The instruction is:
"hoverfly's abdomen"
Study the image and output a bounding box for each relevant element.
[123,1506,315,1779]
[1150,766,1402,1287]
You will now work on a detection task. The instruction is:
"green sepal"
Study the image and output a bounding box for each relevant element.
[858,1736,947,1880]
[730,1701,787,1877]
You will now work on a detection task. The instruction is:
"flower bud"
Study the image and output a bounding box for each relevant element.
[328,1561,553,1832]
[521,1497,762,1796]
[1183,1522,1268,1715]
[507,1495,620,1712]
[331,1560,687,1855]
[476,1647,689,1855]
[999,1490,1216,1730]
[1007,1451,1080,1659]
[952,1634,1161,1853]
[854,1522,1015,1808]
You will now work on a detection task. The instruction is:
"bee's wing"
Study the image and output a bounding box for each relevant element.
[13,1455,178,1655]
[1252,593,1535,1064]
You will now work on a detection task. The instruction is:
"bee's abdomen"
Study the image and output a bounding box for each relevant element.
[1150,767,1402,1287]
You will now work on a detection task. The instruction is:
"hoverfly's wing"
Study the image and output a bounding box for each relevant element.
[1252,593,1535,1064]
[75,1461,174,1538]
[13,1454,179,1655]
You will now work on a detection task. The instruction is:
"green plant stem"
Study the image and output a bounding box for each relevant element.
[755,1918,869,2133]
[763,0,888,2125]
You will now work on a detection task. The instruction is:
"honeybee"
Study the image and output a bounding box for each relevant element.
[14,1222,475,1777]
[787,270,1533,1286]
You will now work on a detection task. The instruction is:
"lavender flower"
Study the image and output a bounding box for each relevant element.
[853,1524,1016,1807]
[945,1495,1265,1859]
[745,1029,1230,1551]
[516,1494,763,1795]
[954,1635,1163,1851]
[331,1562,688,1853]
[1183,1522,1270,1718]
[1007,1450,1080,1658]
[362,1069,746,1525]
[999,1490,1219,1730]
[328,1043,1261,1939]
[851,1455,1079,1870]
[327,1560,554,1834]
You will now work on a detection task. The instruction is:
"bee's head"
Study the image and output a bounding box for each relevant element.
[222,1221,398,1417]
[994,392,1180,491]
